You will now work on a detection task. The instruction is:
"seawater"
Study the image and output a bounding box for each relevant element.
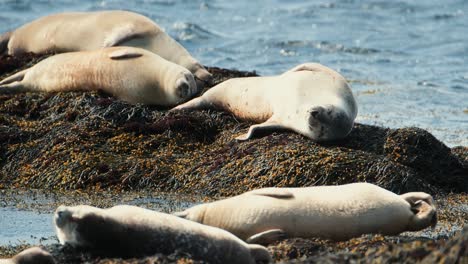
[0,0,466,146]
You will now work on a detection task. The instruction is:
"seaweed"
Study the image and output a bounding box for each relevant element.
[0,53,466,194]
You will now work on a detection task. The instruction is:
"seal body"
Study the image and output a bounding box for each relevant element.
[2,10,211,87]
[175,183,437,243]
[172,63,357,141]
[54,205,271,264]
[0,247,55,264]
[0,47,197,106]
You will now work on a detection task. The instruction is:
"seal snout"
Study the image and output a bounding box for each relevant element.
[54,206,73,227]
[308,106,325,120]
[175,72,198,100]
[409,199,437,231]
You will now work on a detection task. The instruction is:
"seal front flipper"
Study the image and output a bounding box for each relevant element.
[249,188,294,199]
[108,48,144,60]
[102,24,149,48]
[246,229,287,245]
[235,119,285,141]
[170,97,210,111]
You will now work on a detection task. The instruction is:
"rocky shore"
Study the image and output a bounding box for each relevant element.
[0,54,466,263]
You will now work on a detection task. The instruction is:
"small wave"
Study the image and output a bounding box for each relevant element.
[276,40,380,55]
[171,22,222,41]
[433,10,464,20]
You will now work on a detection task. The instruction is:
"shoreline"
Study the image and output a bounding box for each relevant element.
[0,53,467,263]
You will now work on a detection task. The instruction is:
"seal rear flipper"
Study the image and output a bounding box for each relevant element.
[108,48,143,60]
[246,229,287,245]
[0,31,11,55]
[0,68,29,85]
[0,82,31,94]
[235,119,285,141]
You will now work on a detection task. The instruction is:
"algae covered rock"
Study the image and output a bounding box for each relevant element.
[0,53,466,194]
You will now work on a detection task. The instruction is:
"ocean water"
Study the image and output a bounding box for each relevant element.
[0,0,466,146]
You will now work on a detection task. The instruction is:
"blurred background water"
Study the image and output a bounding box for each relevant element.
[0,0,466,146]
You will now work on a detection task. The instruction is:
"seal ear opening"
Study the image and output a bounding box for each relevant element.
[108,49,143,60]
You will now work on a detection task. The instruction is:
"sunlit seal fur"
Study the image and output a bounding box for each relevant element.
[172,63,357,141]
[0,10,211,87]
[174,183,437,244]
[0,247,55,264]
[0,47,197,106]
[53,204,271,264]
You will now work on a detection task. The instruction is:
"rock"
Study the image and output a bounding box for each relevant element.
[0,53,466,194]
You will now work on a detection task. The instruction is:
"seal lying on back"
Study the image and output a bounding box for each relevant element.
[0,47,197,106]
[0,247,55,264]
[54,205,271,264]
[174,183,437,244]
[172,63,357,141]
[0,10,211,87]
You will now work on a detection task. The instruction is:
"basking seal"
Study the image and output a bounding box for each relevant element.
[1,10,211,87]
[172,63,357,141]
[0,47,197,106]
[175,183,437,244]
[0,247,55,264]
[54,204,271,264]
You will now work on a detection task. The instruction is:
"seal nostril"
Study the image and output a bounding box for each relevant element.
[311,110,320,118]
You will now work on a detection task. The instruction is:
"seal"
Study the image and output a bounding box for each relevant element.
[0,47,197,106]
[0,10,211,88]
[0,247,55,264]
[174,183,437,244]
[172,63,358,141]
[54,204,271,264]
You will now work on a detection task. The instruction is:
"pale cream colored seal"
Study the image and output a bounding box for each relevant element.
[54,204,271,263]
[1,10,211,87]
[0,247,55,264]
[172,63,357,141]
[175,183,437,244]
[0,47,197,106]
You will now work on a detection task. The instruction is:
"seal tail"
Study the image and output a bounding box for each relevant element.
[248,244,272,263]
[0,31,11,55]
